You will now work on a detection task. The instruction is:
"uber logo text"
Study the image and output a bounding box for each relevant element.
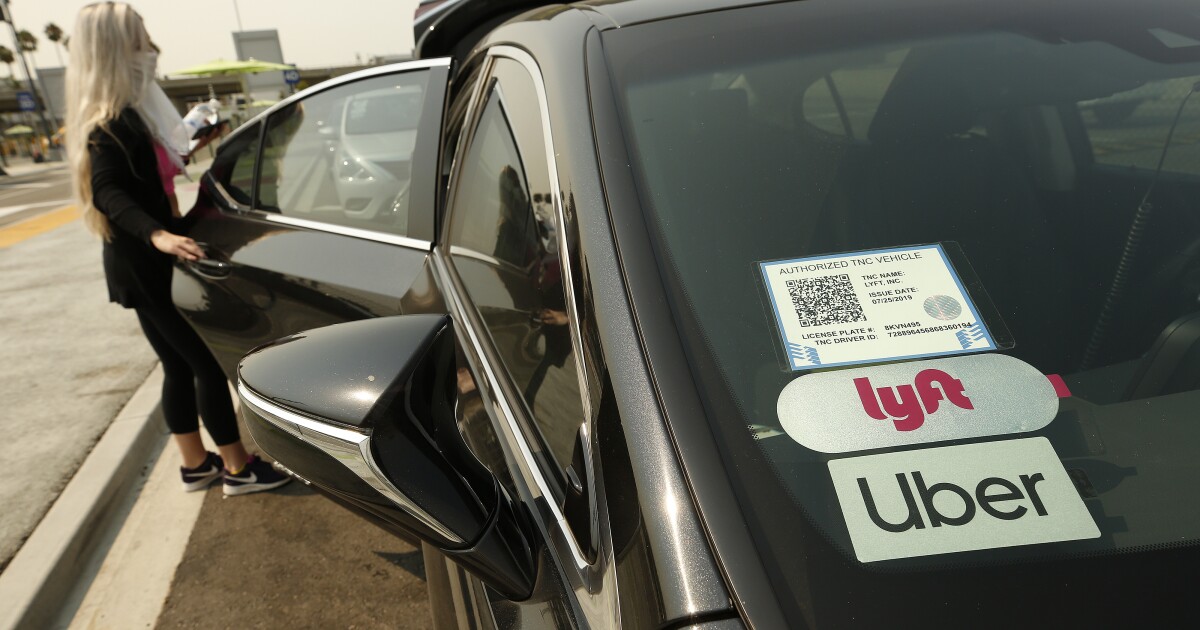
[858,471,1047,532]
[828,438,1099,562]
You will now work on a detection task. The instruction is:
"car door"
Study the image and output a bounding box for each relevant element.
[428,48,617,629]
[175,60,451,377]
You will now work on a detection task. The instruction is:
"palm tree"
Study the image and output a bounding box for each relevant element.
[16,29,37,54]
[45,23,65,67]
[0,46,13,86]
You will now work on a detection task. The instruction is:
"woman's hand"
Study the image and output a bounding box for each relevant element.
[150,230,205,261]
[187,122,227,159]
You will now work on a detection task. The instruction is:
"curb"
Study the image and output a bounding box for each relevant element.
[0,162,69,178]
[0,365,167,630]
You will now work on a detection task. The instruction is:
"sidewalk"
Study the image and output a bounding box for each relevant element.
[0,368,167,630]
[0,157,69,178]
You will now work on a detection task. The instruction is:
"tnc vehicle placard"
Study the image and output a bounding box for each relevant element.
[760,244,996,370]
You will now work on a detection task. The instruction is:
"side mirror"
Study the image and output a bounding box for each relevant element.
[237,315,535,600]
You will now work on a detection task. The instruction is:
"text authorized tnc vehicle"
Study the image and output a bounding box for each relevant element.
[174,0,1200,626]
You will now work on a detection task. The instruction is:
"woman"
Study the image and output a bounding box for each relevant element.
[66,2,289,496]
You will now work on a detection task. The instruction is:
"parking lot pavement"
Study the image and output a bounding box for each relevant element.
[67,408,433,629]
[156,481,433,628]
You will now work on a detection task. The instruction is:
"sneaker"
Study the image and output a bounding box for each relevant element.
[181,452,224,492]
[223,455,292,496]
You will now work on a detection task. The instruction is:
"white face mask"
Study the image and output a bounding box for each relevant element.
[132,50,158,94]
[132,48,189,171]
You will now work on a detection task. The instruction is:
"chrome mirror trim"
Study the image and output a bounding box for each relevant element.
[237,382,465,544]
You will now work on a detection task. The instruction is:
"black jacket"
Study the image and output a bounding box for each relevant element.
[89,107,176,308]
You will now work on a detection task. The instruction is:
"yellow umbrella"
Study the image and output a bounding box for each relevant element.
[4,125,35,136]
[171,58,294,76]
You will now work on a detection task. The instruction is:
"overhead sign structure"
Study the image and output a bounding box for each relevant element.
[16,91,36,112]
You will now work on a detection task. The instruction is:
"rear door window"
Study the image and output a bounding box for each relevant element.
[257,70,432,235]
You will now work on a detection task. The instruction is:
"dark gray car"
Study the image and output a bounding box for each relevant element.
[178,0,1200,626]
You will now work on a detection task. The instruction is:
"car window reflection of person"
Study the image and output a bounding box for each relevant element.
[66,2,290,496]
[492,167,574,406]
[493,165,540,268]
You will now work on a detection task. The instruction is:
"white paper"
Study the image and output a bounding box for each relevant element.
[760,244,996,370]
[829,438,1100,563]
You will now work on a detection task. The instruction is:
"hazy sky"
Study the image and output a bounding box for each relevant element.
[4,0,418,77]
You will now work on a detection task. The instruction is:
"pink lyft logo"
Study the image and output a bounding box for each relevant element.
[853,369,973,432]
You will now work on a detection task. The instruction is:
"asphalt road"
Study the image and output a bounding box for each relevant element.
[0,162,75,227]
[0,159,158,573]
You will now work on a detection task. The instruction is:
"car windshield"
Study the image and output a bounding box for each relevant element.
[602,0,1200,624]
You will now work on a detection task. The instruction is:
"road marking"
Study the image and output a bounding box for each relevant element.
[0,205,81,248]
[0,182,53,189]
[0,199,72,220]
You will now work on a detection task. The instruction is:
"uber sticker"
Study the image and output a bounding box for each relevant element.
[759,244,996,370]
[829,438,1099,563]
[777,354,1059,453]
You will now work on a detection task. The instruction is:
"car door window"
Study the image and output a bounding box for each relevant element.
[447,59,584,485]
[256,70,431,235]
[209,120,261,206]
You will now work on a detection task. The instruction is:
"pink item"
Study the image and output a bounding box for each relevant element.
[153,141,181,196]
[1045,373,1072,398]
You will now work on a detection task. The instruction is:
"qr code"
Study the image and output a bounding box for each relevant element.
[786,274,866,327]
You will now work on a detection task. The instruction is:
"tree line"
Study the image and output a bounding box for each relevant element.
[1,21,67,85]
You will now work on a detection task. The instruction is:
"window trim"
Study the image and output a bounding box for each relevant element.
[444,47,595,419]
[207,58,452,250]
[445,66,578,488]
[436,47,596,571]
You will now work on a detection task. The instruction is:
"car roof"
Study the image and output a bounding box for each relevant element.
[572,0,789,29]
[414,0,787,59]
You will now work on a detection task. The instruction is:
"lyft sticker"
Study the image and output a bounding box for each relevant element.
[777,354,1059,453]
[759,244,996,370]
[829,438,1099,563]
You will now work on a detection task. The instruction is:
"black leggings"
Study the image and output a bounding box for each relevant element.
[135,303,241,446]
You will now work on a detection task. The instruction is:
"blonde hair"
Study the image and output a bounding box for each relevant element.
[66,2,150,241]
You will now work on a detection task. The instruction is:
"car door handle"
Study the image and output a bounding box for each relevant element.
[186,242,233,279]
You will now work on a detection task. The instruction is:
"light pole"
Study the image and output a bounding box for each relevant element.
[232,0,244,31]
[0,0,60,161]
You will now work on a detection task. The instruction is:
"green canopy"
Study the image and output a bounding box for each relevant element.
[4,125,35,136]
[171,58,294,76]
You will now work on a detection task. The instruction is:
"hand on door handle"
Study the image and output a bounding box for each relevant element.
[186,242,233,279]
